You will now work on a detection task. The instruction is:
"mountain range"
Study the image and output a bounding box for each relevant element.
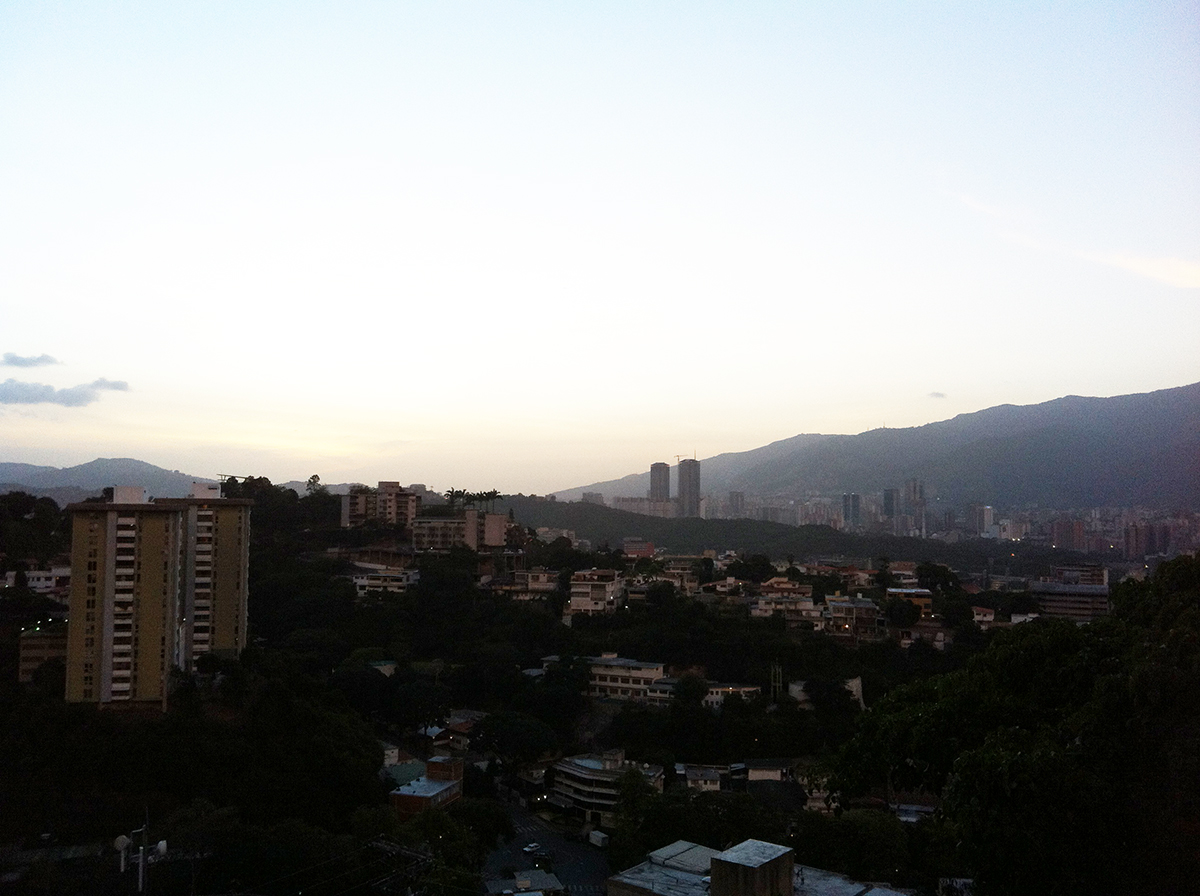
[0,458,216,506]
[555,382,1200,510]
[1,382,1196,511]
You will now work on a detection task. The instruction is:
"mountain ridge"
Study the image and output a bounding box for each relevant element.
[554,382,1200,510]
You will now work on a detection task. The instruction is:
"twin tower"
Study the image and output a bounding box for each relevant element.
[650,459,701,518]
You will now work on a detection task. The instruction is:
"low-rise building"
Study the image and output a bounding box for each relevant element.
[4,566,71,599]
[645,677,761,708]
[569,570,626,615]
[348,563,420,597]
[608,838,908,896]
[413,509,509,552]
[511,567,560,601]
[824,596,886,643]
[18,621,68,683]
[972,606,995,628]
[389,756,463,820]
[885,587,934,618]
[586,654,664,700]
[550,749,663,827]
[749,596,823,630]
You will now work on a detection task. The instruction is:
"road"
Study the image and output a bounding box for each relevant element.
[483,801,611,896]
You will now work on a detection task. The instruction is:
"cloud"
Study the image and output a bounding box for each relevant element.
[0,378,130,407]
[928,391,947,399]
[2,353,59,367]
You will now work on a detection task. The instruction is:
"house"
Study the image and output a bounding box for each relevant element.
[972,606,995,628]
[679,764,723,792]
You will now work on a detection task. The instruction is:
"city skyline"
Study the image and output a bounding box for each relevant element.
[2,2,1197,494]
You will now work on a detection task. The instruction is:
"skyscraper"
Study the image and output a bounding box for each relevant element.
[649,462,670,503]
[842,493,861,531]
[678,459,701,518]
[65,484,250,709]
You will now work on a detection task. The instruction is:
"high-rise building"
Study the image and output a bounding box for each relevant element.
[649,463,670,503]
[882,488,899,519]
[678,459,701,518]
[65,484,250,709]
[841,493,861,531]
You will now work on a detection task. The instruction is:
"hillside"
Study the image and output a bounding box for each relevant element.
[0,458,215,501]
[555,382,1200,509]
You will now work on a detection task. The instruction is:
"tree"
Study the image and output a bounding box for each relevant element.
[305,474,327,495]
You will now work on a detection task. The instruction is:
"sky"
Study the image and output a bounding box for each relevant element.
[2,1,1198,495]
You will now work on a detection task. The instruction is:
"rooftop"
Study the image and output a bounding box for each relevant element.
[715,839,792,869]
[390,776,458,799]
[649,840,721,874]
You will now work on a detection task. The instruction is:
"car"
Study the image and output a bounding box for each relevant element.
[522,843,540,854]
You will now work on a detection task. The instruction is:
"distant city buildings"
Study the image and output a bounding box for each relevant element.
[678,459,701,518]
[649,462,671,503]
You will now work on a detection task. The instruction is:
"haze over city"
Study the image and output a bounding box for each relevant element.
[2,2,1197,493]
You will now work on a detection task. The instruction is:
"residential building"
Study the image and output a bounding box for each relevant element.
[510,567,560,601]
[389,756,463,820]
[550,749,663,826]
[341,481,421,529]
[3,566,71,600]
[348,564,420,597]
[884,587,934,619]
[824,596,885,644]
[650,462,671,503]
[841,493,861,531]
[645,678,761,708]
[412,509,507,551]
[64,484,251,708]
[612,497,677,518]
[569,569,626,615]
[749,596,823,631]
[608,838,906,896]
[1031,564,1110,622]
[18,621,68,683]
[678,459,701,518]
[585,654,664,700]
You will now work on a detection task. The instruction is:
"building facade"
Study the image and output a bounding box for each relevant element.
[678,459,701,518]
[650,462,671,503]
[65,485,250,709]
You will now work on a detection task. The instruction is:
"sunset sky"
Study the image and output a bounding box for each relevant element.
[2,1,1197,494]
